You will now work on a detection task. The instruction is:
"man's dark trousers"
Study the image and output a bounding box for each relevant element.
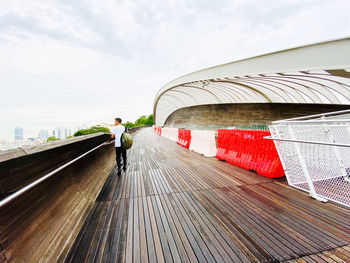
[115,147,127,170]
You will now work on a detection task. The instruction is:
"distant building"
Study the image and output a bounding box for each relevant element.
[57,128,62,139]
[14,127,23,141]
[54,127,71,139]
[0,139,9,145]
[38,130,49,141]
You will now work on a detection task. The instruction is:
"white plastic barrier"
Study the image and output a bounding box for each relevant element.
[189,130,217,157]
[161,127,178,142]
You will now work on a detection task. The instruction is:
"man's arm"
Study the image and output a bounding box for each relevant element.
[107,131,115,142]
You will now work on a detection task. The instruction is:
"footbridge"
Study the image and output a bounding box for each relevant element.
[1,38,350,262]
[1,128,350,262]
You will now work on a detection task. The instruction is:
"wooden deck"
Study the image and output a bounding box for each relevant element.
[65,128,350,263]
[283,245,350,262]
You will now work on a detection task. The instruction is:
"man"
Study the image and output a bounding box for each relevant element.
[110,117,127,175]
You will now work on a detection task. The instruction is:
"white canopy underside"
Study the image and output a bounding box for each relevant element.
[154,38,350,126]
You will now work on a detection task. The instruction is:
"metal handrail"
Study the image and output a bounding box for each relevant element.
[272,109,350,123]
[273,119,350,124]
[265,136,350,147]
[0,140,114,208]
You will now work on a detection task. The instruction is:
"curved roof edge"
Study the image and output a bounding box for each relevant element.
[154,38,350,126]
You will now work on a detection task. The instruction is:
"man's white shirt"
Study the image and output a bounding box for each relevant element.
[111,125,125,147]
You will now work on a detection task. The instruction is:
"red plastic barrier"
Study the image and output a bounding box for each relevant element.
[154,126,162,136]
[216,129,284,178]
[177,129,191,148]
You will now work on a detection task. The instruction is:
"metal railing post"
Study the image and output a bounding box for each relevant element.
[269,125,290,185]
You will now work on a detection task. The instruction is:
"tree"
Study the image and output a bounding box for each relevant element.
[134,115,148,126]
[74,125,111,137]
[133,114,153,127]
[124,121,135,129]
[146,114,154,125]
[47,136,60,142]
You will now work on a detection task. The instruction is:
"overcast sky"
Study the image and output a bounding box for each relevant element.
[1,0,349,140]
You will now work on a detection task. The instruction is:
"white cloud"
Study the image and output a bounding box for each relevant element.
[0,0,349,139]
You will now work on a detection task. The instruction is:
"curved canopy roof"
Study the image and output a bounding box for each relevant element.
[154,38,350,126]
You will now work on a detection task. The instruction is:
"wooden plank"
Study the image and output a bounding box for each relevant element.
[138,196,148,263]
[133,197,140,263]
[265,183,350,231]
[197,189,272,262]
[225,187,316,255]
[160,194,194,263]
[0,245,7,263]
[15,180,81,261]
[284,245,350,262]
[185,191,251,263]
[141,196,157,262]
[148,169,159,196]
[139,170,146,197]
[102,200,124,262]
[167,193,208,262]
[154,195,181,262]
[206,188,284,260]
[154,169,171,194]
[180,192,235,263]
[147,196,165,263]
[125,197,134,263]
[116,198,130,263]
[171,192,217,262]
[191,190,256,263]
[68,202,107,262]
[92,201,118,262]
[244,184,348,247]
[42,199,92,262]
[150,196,174,263]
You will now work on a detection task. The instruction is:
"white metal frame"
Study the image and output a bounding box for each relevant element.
[268,110,350,207]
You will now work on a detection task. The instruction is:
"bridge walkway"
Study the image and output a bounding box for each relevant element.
[65,128,350,263]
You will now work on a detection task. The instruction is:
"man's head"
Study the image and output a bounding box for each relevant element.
[115,118,122,125]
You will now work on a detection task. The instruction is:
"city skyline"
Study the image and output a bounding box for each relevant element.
[0,124,98,142]
[0,121,116,141]
[0,124,104,151]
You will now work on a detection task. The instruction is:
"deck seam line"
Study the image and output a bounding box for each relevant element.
[0,243,9,263]
[116,179,283,200]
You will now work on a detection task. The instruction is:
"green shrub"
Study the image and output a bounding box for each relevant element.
[74,125,111,137]
[47,136,60,142]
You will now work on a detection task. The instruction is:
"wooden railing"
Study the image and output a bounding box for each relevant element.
[0,132,115,262]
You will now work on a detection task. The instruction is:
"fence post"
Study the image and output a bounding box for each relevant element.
[322,123,349,182]
[288,125,328,202]
[269,125,290,184]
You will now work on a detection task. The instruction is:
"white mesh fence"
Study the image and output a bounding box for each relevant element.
[269,110,350,208]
